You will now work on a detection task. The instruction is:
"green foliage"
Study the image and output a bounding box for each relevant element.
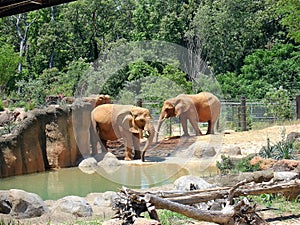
[235,156,260,173]
[216,155,234,175]
[144,209,193,225]
[277,0,300,43]
[263,86,294,121]
[0,42,19,94]
[259,128,297,160]
[260,193,276,207]
[1,0,299,106]
[217,155,260,174]
[0,100,4,111]
[189,0,284,74]
[218,43,300,100]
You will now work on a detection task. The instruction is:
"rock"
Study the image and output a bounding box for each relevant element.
[272,159,300,171]
[133,218,160,225]
[97,152,121,173]
[193,146,216,158]
[53,196,93,217]
[103,218,160,225]
[175,142,216,159]
[86,191,117,207]
[250,156,276,170]
[286,132,300,142]
[0,189,48,218]
[221,146,242,155]
[174,175,215,191]
[102,218,123,225]
[78,157,97,174]
[274,171,299,180]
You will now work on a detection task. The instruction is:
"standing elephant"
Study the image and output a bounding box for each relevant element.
[156,92,220,141]
[91,104,155,161]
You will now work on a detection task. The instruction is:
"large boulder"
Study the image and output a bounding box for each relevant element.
[0,189,48,218]
[97,152,121,174]
[52,196,93,217]
[78,157,97,174]
[174,175,215,191]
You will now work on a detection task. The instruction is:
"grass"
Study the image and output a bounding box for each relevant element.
[252,194,300,216]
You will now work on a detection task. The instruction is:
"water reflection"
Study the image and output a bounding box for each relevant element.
[0,162,217,200]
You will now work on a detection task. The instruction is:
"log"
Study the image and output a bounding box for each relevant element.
[166,179,300,205]
[146,194,234,224]
[113,177,299,224]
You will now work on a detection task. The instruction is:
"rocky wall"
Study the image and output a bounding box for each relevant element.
[0,103,93,178]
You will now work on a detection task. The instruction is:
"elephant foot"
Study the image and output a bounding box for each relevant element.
[182,133,190,137]
[133,150,141,160]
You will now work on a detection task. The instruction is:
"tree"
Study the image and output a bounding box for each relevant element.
[277,0,300,43]
[0,42,20,95]
[188,0,285,74]
[263,86,294,121]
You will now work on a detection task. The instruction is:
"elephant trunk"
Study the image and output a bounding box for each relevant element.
[155,113,166,143]
[141,121,155,162]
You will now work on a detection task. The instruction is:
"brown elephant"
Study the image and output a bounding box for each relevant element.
[91,104,155,161]
[156,92,221,141]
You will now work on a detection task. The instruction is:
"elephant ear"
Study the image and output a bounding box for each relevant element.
[122,114,140,134]
[174,97,191,116]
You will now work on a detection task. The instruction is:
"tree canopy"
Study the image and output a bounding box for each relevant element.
[0,0,299,106]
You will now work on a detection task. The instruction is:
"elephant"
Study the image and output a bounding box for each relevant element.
[156,92,221,141]
[91,104,155,161]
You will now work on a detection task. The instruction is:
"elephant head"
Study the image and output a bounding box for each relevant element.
[119,106,155,161]
[156,95,194,142]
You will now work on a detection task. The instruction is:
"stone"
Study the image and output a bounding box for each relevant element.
[274,171,299,181]
[0,189,48,218]
[86,191,117,207]
[53,196,93,217]
[97,152,121,173]
[221,146,242,155]
[102,218,123,225]
[174,175,215,191]
[78,157,97,174]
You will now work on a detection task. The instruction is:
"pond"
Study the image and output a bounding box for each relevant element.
[0,161,218,200]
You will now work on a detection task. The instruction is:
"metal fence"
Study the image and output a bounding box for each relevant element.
[140,97,298,133]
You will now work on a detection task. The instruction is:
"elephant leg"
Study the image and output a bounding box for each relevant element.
[123,132,134,160]
[125,146,133,160]
[180,116,189,136]
[188,117,202,136]
[133,133,141,160]
[207,120,215,134]
[90,125,99,155]
[100,139,108,152]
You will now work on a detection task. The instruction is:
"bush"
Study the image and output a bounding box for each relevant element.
[216,155,234,175]
[217,155,260,174]
[259,128,297,160]
[0,100,4,111]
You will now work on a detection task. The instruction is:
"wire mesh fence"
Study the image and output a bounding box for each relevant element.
[139,97,299,135]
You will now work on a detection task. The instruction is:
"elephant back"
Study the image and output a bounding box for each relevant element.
[189,92,220,122]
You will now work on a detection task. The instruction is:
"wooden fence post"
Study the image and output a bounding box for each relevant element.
[297,95,300,120]
[241,96,247,131]
[137,98,142,107]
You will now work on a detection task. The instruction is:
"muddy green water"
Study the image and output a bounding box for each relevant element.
[0,163,217,200]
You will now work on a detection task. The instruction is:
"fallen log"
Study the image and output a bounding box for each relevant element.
[146,194,265,225]
[165,179,300,205]
[112,177,300,224]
